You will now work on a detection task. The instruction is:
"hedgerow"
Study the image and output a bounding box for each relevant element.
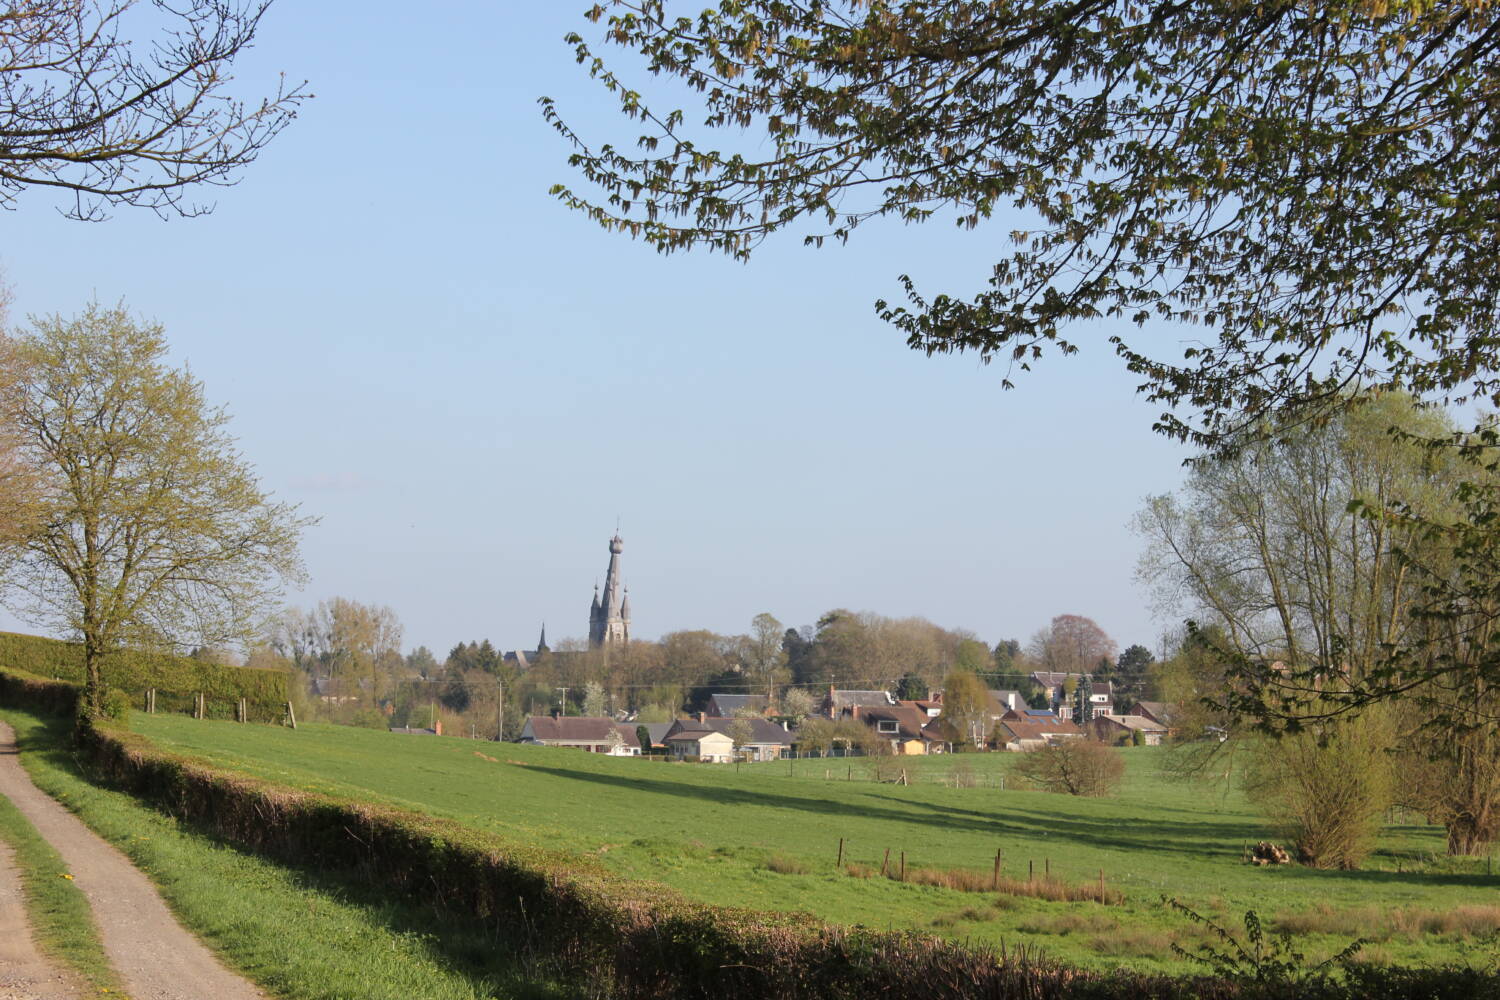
[3,668,1496,1000]
[0,631,286,719]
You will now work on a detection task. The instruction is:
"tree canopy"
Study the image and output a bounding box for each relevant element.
[546,0,1500,449]
[2,304,310,711]
[2,0,306,220]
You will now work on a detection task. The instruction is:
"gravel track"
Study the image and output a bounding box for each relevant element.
[0,721,265,1000]
[0,838,81,1000]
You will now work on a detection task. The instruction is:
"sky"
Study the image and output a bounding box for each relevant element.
[1,3,1194,658]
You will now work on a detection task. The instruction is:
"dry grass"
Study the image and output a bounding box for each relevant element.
[931,906,997,928]
[763,852,811,875]
[842,862,1124,904]
[1273,902,1500,941]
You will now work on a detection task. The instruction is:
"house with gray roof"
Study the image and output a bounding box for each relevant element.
[663,716,796,762]
[520,716,641,755]
[706,693,769,718]
[820,687,895,719]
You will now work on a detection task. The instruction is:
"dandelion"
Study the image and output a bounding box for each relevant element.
[59,873,73,880]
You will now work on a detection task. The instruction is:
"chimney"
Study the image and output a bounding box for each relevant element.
[698,711,707,723]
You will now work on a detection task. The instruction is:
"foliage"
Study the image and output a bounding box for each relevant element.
[1116,645,1155,706]
[1014,740,1124,797]
[636,724,653,752]
[1167,900,1364,987]
[1243,713,1394,870]
[0,0,306,220]
[0,630,286,716]
[1030,616,1117,678]
[938,669,989,746]
[547,0,1500,455]
[0,305,309,714]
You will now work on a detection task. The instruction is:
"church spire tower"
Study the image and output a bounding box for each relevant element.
[588,532,631,648]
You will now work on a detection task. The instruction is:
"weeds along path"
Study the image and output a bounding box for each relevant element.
[0,839,80,1000]
[0,721,265,1000]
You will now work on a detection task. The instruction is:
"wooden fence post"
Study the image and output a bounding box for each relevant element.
[993,849,1002,889]
[286,700,297,730]
[1029,859,1034,881]
[881,847,890,877]
[1098,869,1105,902]
[900,851,906,882]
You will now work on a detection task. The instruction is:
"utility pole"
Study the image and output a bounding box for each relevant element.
[496,676,504,741]
[556,686,569,715]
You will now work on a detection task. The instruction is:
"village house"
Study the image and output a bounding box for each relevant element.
[855,702,951,755]
[820,687,895,719]
[520,716,642,755]
[1028,672,1115,720]
[1090,714,1169,746]
[994,716,1085,751]
[705,692,770,717]
[1133,701,1178,733]
[663,716,796,762]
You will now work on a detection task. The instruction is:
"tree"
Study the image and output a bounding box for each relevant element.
[1,304,309,713]
[1243,710,1394,869]
[1029,616,1116,678]
[1114,645,1155,707]
[636,723,653,754]
[2,0,306,220]
[746,612,789,699]
[583,680,607,718]
[1014,740,1124,797]
[1136,393,1457,710]
[938,669,989,747]
[780,686,815,720]
[896,671,927,702]
[549,1,1500,453]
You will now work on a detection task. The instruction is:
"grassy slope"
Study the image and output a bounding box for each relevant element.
[130,714,1500,974]
[1,709,571,1000]
[0,784,120,996]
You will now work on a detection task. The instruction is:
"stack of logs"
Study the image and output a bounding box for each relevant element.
[1249,841,1291,865]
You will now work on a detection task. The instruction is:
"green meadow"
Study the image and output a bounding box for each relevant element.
[124,714,1500,974]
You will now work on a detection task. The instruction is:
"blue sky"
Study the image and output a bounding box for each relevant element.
[2,3,1191,657]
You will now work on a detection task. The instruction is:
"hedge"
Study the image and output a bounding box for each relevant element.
[3,670,1494,1000]
[0,631,287,719]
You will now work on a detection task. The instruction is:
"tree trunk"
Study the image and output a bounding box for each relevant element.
[1448,817,1490,857]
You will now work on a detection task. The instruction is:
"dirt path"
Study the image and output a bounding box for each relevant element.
[0,721,265,1000]
[0,840,81,1000]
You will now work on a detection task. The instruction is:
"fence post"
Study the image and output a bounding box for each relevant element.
[993,849,1002,889]
[286,700,297,730]
[900,851,906,882]
[837,837,844,868]
[881,847,890,877]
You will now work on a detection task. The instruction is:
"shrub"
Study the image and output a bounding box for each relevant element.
[1014,739,1125,796]
[1244,713,1393,870]
[764,853,810,875]
[0,630,287,719]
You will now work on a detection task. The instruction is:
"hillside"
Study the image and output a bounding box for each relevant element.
[127,714,1500,973]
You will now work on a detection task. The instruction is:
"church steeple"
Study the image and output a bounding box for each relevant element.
[588,532,631,648]
[537,622,548,653]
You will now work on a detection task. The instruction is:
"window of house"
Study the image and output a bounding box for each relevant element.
[877,720,898,734]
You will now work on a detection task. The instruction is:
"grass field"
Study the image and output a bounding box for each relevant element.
[125,714,1500,974]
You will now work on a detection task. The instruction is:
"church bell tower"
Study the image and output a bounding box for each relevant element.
[588,533,631,648]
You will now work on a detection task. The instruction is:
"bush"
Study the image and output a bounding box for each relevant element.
[1244,713,1392,870]
[1014,739,1125,796]
[0,630,287,718]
